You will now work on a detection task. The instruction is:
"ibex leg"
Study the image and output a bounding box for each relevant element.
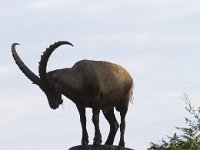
[76,105,89,145]
[92,108,102,145]
[119,108,127,147]
[103,108,119,145]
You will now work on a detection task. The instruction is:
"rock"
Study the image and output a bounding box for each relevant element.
[68,145,134,150]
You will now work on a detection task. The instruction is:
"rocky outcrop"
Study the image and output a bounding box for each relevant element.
[69,145,134,150]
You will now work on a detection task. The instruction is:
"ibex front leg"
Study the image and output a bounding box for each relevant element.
[92,108,102,145]
[76,105,89,145]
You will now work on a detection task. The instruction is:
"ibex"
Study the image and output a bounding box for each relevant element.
[11,41,133,147]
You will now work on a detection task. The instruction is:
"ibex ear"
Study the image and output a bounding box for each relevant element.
[11,43,41,85]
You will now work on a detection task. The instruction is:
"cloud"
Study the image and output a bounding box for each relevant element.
[27,0,67,10]
[1,1,200,150]
[27,0,112,12]
[0,65,14,77]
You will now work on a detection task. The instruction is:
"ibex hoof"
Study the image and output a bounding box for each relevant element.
[93,138,102,145]
[105,140,113,145]
[119,141,125,147]
[81,139,89,145]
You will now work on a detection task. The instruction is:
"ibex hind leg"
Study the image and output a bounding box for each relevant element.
[118,99,129,147]
[103,108,119,145]
[119,108,127,147]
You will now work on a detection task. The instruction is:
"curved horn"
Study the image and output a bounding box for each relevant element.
[38,41,73,84]
[11,43,41,85]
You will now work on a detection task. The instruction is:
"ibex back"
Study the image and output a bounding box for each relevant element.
[11,41,133,147]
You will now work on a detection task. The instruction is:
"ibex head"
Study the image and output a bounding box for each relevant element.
[11,41,73,109]
[39,82,63,109]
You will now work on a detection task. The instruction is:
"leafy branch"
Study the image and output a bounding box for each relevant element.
[148,94,200,150]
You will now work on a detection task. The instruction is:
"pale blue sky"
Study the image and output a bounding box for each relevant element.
[0,1,200,150]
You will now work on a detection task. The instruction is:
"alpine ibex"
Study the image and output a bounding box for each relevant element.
[11,41,133,147]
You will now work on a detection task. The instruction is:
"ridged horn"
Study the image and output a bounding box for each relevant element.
[11,43,41,85]
[38,41,73,84]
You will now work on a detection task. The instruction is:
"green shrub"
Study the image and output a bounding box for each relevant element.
[148,94,200,150]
